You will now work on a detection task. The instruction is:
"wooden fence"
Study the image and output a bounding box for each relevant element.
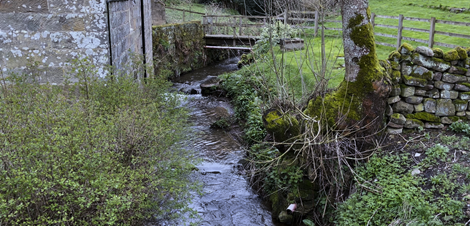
[201,10,470,49]
[166,7,205,22]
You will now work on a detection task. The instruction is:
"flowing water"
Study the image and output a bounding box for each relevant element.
[171,57,280,226]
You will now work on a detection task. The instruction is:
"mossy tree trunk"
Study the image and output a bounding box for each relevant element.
[304,0,391,134]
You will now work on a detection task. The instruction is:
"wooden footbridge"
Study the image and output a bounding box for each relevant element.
[202,11,319,50]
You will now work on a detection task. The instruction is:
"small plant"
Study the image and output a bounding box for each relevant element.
[254,21,300,54]
[450,121,470,135]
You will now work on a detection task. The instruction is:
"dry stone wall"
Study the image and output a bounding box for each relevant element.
[386,44,470,134]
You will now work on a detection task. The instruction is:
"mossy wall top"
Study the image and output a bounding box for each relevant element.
[386,45,470,133]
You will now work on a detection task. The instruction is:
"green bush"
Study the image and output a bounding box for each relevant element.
[0,59,196,225]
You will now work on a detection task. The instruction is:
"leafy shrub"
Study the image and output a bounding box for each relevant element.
[254,21,300,54]
[0,58,196,225]
[450,121,470,135]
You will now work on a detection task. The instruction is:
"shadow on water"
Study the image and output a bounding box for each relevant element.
[168,57,285,226]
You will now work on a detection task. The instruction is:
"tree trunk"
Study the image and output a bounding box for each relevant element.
[304,0,391,134]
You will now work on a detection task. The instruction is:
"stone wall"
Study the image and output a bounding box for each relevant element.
[153,21,228,78]
[109,0,153,75]
[386,44,470,133]
[0,0,153,83]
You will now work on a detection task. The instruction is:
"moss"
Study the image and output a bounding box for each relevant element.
[432,48,444,58]
[347,13,365,29]
[406,112,440,122]
[399,43,414,55]
[388,51,401,61]
[391,113,402,119]
[305,8,389,130]
[263,109,300,142]
[391,70,401,84]
[453,99,468,105]
[444,49,460,61]
[410,69,432,80]
[402,74,427,87]
[448,116,460,122]
[409,118,425,127]
[455,47,468,60]
[459,82,470,88]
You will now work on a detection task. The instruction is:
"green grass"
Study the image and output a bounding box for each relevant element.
[165,3,207,24]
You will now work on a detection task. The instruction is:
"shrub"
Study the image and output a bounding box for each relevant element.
[0,58,196,225]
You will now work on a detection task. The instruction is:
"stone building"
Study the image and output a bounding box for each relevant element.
[0,0,155,83]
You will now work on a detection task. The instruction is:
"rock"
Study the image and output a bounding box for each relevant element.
[441,117,454,124]
[393,101,414,114]
[405,96,423,104]
[434,81,454,90]
[200,77,221,96]
[424,122,444,129]
[457,111,466,117]
[390,85,401,96]
[415,88,427,96]
[425,88,440,98]
[263,109,300,143]
[410,66,433,80]
[442,73,467,83]
[391,70,401,84]
[388,96,401,104]
[423,84,434,90]
[387,121,404,129]
[444,49,460,61]
[424,98,437,113]
[400,85,415,97]
[454,83,470,92]
[411,168,421,176]
[411,54,451,72]
[387,127,403,134]
[433,72,443,81]
[402,74,427,87]
[401,63,413,76]
[456,46,468,60]
[414,103,424,112]
[399,43,414,55]
[436,99,456,116]
[440,90,459,99]
[433,48,444,58]
[448,66,468,75]
[190,88,198,94]
[386,105,393,117]
[451,60,459,66]
[415,46,434,57]
[404,119,424,129]
[407,112,441,122]
[390,113,407,125]
[460,92,470,100]
[278,211,293,224]
[454,100,468,111]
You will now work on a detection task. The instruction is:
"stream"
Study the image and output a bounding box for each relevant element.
[171,57,280,226]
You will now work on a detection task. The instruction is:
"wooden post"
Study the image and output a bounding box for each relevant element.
[239,17,243,36]
[396,14,404,49]
[314,11,319,37]
[233,18,236,46]
[284,10,288,25]
[371,12,376,31]
[183,11,185,22]
[429,17,436,48]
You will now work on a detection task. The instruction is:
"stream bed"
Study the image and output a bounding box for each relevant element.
[171,57,279,226]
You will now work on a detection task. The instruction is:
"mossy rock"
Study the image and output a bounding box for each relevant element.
[379,60,392,76]
[391,70,401,84]
[443,49,460,61]
[407,112,441,122]
[388,50,401,61]
[263,109,300,143]
[432,48,444,58]
[402,74,427,87]
[399,43,414,55]
[455,46,468,60]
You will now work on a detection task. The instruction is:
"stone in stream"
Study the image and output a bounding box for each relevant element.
[200,77,221,96]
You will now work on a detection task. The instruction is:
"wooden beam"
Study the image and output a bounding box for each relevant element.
[204,46,253,50]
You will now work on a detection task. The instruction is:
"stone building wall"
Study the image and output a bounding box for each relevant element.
[0,0,153,83]
[386,44,470,133]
